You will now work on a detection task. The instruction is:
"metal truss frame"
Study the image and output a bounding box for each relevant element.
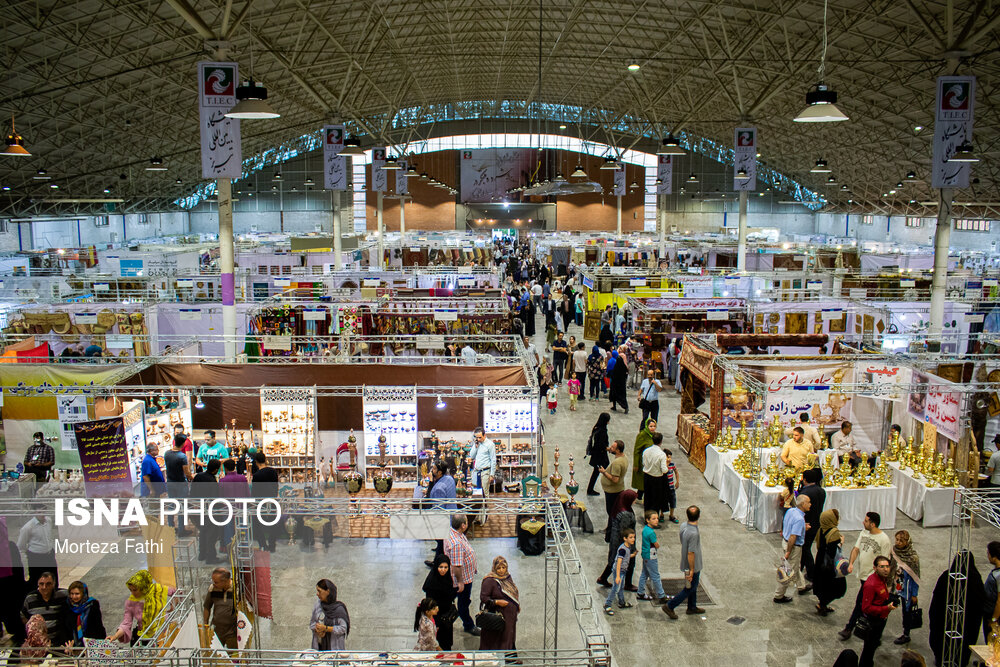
[943,488,1000,667]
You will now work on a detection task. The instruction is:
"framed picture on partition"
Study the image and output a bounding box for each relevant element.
[935,363,964,384]
[583,313,601,341]
[829,313,847,333]
[988,393,1000,418]
[785,312,807,334]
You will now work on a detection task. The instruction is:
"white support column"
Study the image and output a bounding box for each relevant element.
[737,190,748,272]
[928,188,953,342]
[218,177,237,360]
[376,190,384,270]
[333,190,342,268]
[616,194,622,236]
[658,193,666,259]
[399,196,406,247]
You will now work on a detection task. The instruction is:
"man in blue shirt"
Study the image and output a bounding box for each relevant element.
[467,427,496,489]
[425,460,459,566]
[140,443,166,497]
[774,494,811,602]
[195,430,229,473]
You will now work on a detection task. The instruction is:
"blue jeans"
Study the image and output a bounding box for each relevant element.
[638,558,665,598]
[667,570,700,610]
[604,563,627,607]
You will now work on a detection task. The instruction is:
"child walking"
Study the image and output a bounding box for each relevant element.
[604,528,636,615]
[546,386,558,414]
[664,448,680,524]
[566,377,581,411]
[636,511,669,604]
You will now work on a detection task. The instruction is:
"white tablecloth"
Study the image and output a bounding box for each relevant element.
[732,479,783,533]
[718,462,745,509]
[889,462,958,527]
[825,485,897,532]
[705,445,782,489]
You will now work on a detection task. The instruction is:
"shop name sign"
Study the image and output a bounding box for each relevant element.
[54,498,281,527]
[262,335,292,351]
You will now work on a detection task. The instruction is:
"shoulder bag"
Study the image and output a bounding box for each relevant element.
[904,606,923,629]
[853,613,873,640]
[475,602,506,634]
[638,382,655,412]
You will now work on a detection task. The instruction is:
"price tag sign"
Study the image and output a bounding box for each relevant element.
[179,309,201,321]
[433,310,458,322]
[262,335,292,351]
[176,278,194,288]
[409,247,421,252]
[706,309,728,321]
[363,279,380,287]
[274,278,292,287]
[93,282,110,292]
[849,288,868,299]
[900,279,916,288]
[417,335,445,349]
[76,313,98,325]
[965,313,985,323]
[303,309,327,321]
[458,278,476,287]
[806,280,823,290]
[629,278,647,286]
[106,334,134,349]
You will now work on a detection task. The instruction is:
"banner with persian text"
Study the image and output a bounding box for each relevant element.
[931,75,975,189]
[197,61,242,179]
[759,362,854,426]
[322,124,347,190]
[656,156,673,194]
[733,126,757,191]
[460,149,533,202]
[371,147,387,192]
[907,370,961,441]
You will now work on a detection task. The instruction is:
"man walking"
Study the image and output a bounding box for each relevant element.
[798,468,826,580]
[251,452,280,552]
[662,505,705,618]
[444,514,480,636]
[774,495,812,603]
[839,512,892,640]
[203,567,238,649]
[164,434,192,535]
[637,369,663,427]
[598,440,629,539]
[17,509,57,589]
[859,556,898,667]
[21,571,69,645]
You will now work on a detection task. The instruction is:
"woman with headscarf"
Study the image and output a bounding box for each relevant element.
[538,359,553,404]
[587,346,605,401]
[422,554,457,650]
[891,530,921,645]
[586,413,611,496]
[813,509,847,616]
[310,579,349,650]
[597,489,638,590]
[22,614,51,660]
[108,569,175,644]
[522,297,536,337]
[631,418,657,500]
[479,556,520,652]
[599,321,614,349]
[608,351,629,414]
[929,551,984,666]
[65,581,105,647]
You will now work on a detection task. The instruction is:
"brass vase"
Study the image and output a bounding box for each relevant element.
[549,446,563,493]
[343,429,365,496]
[372,433,394,497]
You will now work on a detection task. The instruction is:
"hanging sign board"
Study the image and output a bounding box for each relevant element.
[433,310,458,322]
[322,124,347,190]
[733,127,757,191]
[262,335,292,351]
[197,61,242,179]
[76,313,98,325]
[849,288,868,299]
[273,278,291,287]
[629,278,647,287]
[656,155,673,194]
[417,335,445,350]
[706,309,728,321]
[302,309,327,321]
[900,279,916,288]
[371,147,387,192]
[806,280,823,290]
[176,278,194,288]
[931,75,976,189]
[362,279,380,287]
[179,309,202,321]
[105,334,133,349]
[965,313,985,323]
[93,282,110,292]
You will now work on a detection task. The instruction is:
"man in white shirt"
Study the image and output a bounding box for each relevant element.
[460,344,477,365]
[839,511,892,640]
[522,336,540,372]
[831,421,858,460]
[18,511,58,589]
[531,281,543,310]
[785,413,824,450]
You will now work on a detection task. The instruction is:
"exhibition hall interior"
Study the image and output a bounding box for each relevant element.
[2,1,1000,666]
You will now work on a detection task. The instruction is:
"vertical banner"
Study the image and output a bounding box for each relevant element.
[396,159,408,195]
[322,124,347,190]
[733,126,757,191]
[613,167,626,196]
[931,75,976,188]
[371,146,387,192]
[75,417,132,497]
[197,62,242,179]
[656,155,673,194]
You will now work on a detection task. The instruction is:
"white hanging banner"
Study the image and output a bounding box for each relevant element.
[656,156,673,194]
[371,146,387,192]
[931,76,976,189]
[613,167,626,196]
[733,127,757,191]
[322,125,347,190]
[396,159,408,195]
[197,61,242,179]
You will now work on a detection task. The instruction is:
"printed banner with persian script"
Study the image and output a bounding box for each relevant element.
[322,124,347,190]
[759,362,853,426]
[460,149,533,202]
[371,146,387,192]
[931,76,975,188]
[733,127,757,191]
[656,156,673,194]
[197,61,242,179]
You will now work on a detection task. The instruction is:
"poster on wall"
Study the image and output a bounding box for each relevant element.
[460,149,533,202]
[57,395,89,450]
[75,417,132,497]
[759,362,854,427]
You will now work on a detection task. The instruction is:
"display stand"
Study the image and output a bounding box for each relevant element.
[260,387,316,483]
[362,386,419,485]
[143,390,193,454]
[483,387,538,484]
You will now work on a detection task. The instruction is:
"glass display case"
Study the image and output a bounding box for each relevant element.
[260,387,317,482]
[362,386,420,485]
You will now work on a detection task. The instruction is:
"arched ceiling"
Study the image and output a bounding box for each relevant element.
[1,0,998,217]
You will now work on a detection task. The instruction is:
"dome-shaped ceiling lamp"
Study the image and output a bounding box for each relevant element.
[382,156,400,170]
[948,142,979,163]
[2,114,30,157]
[570,165,587,178]
[145,156,168,171]
[657,134,687,156]
[600,157,620,170]
[793,0,848,123]
[340,135,364,155]
[225,14,279,120]
[810,158,831,173]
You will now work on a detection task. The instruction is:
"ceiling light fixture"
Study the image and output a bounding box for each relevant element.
[33,169,50,180]
[436,395,446,409]
[913,125,923,133]
[145,156,167,171]
[382,156,400,170]
[194,394,205,409]
[406,164,417,175]
[905,170,917,180]
[895,181,904,188]
[600,157,620,170]
[840,184,848,191]
[304,177,315,186]
[793,0,849,123]
[340,135,364,155]
[687,173,699,182]
[826,175,837,184]
[736,168,749,180]
[558,123,567,130]
[658,134,687,155]
[570,165,587,178]
[810,159,831,173]
[2,114,30,157]
[273,173,283,181]
[627,61,640,71]
[49,183,59,189]
[224,79,280,119]
[948,141,979,163]
[419,171,429,180]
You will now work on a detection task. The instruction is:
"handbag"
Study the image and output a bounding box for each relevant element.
[439,605,459,625]
[833,545,849,578]
[776,557,794,584]
[475,603,506,634]
[853,614,873,640]
[638,381,655,411]
[905,606,923,629]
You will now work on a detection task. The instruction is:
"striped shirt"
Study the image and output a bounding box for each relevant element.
[444,528,477,586]
[665,462,677,490]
